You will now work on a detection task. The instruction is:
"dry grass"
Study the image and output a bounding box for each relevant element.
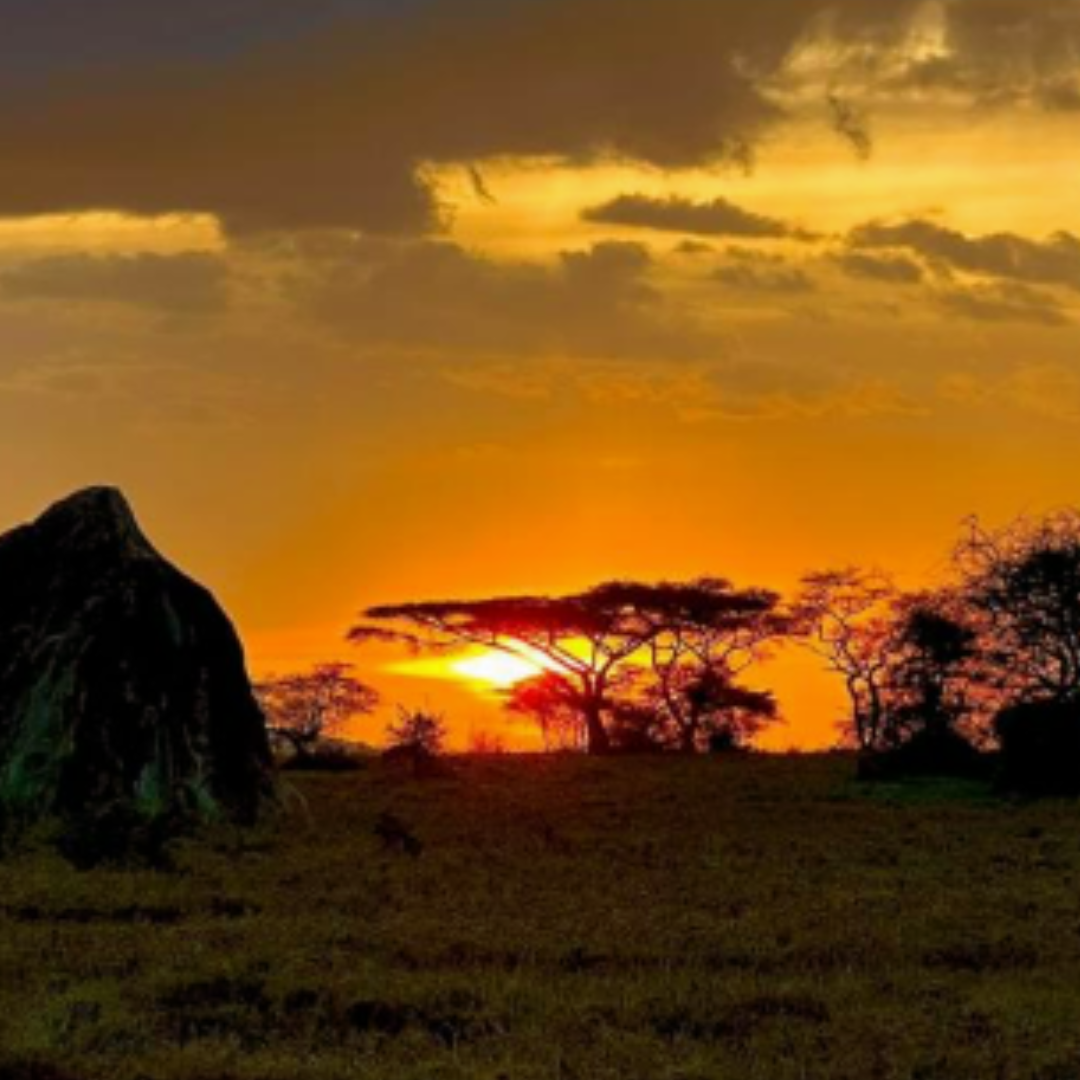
[2,754,1080,1079]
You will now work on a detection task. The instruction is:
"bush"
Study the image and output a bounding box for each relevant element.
[385,709,447,758]
[278,741,370,773]
[708,729,750,755]
[858,727,987,783]
[995,700,1080,796]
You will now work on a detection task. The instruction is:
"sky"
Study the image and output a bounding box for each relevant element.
[4,0,1080,748]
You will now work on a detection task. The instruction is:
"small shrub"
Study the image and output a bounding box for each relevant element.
[708,729,750,755]
[467,730,507,755]
[279,741,369,773]
[384,709,447,759]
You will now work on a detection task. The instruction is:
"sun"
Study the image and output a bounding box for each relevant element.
[450,650,548,689]
[385,647,554,693]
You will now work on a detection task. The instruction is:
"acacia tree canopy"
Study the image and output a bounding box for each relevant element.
[637,578,787,752]
[956,512,1080,706]
[351,578,787,754]
[352,585,667,754]
[884,595,980,741]
[798,568,898,750]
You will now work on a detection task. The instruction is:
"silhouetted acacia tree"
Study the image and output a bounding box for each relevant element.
[604,665,673,752]
[956,513,1080,705]
[952,513,1080,793]
[506,667,670,751]
[798,569,898,750]
[652,668,779,752]
[352,585,671,754]
[255,662,378,762]
[353,579,787,755]
[636,578,786,752]
[883,594,980,743]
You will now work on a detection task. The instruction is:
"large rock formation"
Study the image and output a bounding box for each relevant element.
[0,487,273,828]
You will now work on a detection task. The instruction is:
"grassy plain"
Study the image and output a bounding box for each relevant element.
[2,754,1080,1079]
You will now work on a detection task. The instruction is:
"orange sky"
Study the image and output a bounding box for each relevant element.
[3,0,1080,748]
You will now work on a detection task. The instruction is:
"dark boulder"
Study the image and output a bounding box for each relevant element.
[0,487,273,830]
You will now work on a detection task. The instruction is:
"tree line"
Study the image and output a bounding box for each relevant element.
[259,510,1080,795]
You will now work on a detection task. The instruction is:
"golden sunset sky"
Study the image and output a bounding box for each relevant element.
[4,0,1080,747]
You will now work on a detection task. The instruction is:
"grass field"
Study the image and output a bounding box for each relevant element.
[2,754,1080,1080]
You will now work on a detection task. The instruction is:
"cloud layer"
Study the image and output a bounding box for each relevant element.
[0,0,975,236]
[0,253,229,314]
[583,194,812,240]
[296,237,708,360]
[850,219,1080,291]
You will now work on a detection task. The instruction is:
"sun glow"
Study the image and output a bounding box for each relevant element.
[451,651,550,689]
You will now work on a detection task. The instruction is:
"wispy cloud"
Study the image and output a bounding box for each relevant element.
[936,282,1070,327]
[0,252,230,314]
[583,194,814,241]
[849,219,1080,291]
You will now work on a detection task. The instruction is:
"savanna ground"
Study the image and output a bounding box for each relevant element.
[2,755,1080,1080]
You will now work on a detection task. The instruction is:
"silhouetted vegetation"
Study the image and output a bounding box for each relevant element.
[354,579,787,756]
[355,510,1080,796]
[466,729,508,755]
[505,672,589,751]
[355,587,678,754]
[956,513,1080,793]
[384,709,447,761]
[798,568,898,751]
[255,662,378,770]
[957,513,1080,704]
[795,512,1080,789]
[995,700,1080,796]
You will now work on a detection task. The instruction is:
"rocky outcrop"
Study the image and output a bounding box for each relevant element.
[0,487,272,828]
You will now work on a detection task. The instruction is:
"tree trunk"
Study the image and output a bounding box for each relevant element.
[273,728,315,763]
[583,702,611,755]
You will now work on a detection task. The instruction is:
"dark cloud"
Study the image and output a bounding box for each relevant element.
[673,240,718,257]
[583,194,812,240]
[713,251,816,294]
[850,219,1080,291]
[0,0,933,236]
[299,238,708,360]
[467,166,498,206]
[878,1,1080,110]
[936,282,1070,327]
[0,252,229,314]
[1038,76,1080,111]
[0,1,362,81]
[941,0,1080,102]
[0,1,1071,239]
[835,251,924,284]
